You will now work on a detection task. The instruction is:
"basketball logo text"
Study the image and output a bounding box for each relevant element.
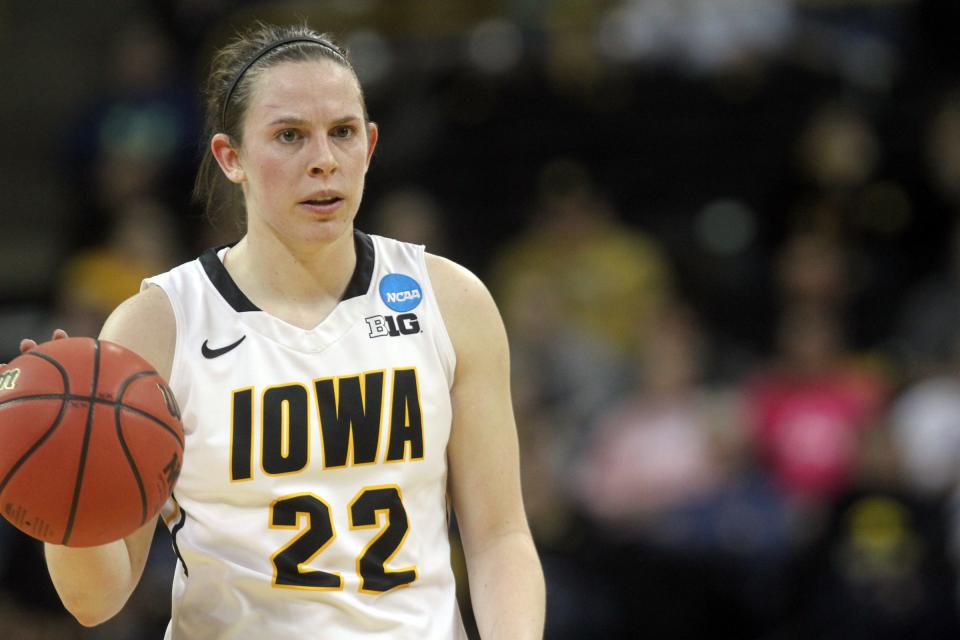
[163,452,182,489]
[3,502,53,540]
[0,368,20,391]
[157,382,182,420]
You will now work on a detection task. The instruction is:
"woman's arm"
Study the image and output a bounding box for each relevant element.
[428,254,546,639]
[43,285,175,626]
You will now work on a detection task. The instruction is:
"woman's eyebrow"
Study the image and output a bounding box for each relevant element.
[266,115,310,127]
[265,114,363,127]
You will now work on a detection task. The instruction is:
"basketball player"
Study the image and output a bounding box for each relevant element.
[30,22,545,639]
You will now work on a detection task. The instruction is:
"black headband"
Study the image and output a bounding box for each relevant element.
[221,36,346,132]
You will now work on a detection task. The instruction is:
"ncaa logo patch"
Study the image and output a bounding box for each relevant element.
[379,273,423,312]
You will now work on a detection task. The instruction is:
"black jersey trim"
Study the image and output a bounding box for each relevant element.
[199,245,258,312]
[169,496,189,577]
[343,230,375,300]
[199,229,376,313]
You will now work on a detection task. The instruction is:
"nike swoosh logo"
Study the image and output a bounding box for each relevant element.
[201,336,246,359]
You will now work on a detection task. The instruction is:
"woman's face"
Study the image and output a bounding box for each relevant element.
[222,59,378,247]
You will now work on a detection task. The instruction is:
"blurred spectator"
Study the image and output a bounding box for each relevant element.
[552,303,790,638]
[575,303,736,536]
[783,99,916,347]
[65,20,198,250]
[786,99,880,254]
[595,0,794,74]
[574,300,796,556]
[490,159,674,425]
[55,199,181,338]
[745,304,887,505]
[776,230,849,312]
[890,376,960,498]
[786,423,960,640]
[795,100,879,201]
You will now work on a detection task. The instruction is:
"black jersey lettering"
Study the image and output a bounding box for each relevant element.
[315,371,385,469]
[262,384,310,475]
[350,485,417,593]
[229,368,424,480]
[270,493,343,590]
[385,368,424,462]
[230,387,254,481]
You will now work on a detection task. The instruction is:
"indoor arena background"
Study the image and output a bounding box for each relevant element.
[2,1,960,638]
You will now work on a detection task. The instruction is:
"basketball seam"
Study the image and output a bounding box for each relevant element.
[114,405,148,526]
[62,339,101,545]
[0,393,184,448]
[115,371,184,447]
[115,370,162,527]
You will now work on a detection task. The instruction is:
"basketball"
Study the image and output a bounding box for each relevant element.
[0,337,184,547]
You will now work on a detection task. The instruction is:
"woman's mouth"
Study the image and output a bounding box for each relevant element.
[299,196,344,213]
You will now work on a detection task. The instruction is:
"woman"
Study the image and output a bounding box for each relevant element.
[35,21,544,639]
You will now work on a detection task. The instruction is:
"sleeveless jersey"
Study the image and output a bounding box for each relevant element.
[142,231,467,639]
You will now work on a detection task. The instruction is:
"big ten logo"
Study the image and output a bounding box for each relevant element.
[0,368,20,391]
[366,313,420,338]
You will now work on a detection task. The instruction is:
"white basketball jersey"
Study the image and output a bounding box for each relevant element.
[142,231,467,639]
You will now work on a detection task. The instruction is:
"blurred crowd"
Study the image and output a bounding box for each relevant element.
[2,0,960,638]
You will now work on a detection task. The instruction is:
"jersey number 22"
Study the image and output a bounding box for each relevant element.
[270,484,417,593]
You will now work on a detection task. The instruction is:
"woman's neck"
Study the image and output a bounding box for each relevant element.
[223,224,357,329]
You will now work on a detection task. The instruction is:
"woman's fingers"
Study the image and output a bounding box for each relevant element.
[19,329,69,354]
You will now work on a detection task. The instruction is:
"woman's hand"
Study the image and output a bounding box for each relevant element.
[19,328,69,354]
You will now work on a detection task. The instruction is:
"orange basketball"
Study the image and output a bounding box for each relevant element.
[0,337,183,547]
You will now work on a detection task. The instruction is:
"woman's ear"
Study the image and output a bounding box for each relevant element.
[364,121,379,169]
[211,133,245,184]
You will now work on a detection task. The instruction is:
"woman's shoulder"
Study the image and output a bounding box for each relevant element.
[424,253,493,313]
[424,253,507,363]
[99,285,176,379]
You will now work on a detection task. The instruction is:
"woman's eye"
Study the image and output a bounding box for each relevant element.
[278,129,301,143]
